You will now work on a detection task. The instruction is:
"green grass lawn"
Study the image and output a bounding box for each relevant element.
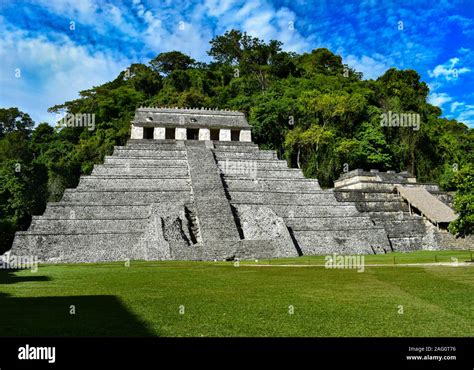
[0,250,473,337]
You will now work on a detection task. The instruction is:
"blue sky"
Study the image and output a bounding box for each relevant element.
[1,0,473,127]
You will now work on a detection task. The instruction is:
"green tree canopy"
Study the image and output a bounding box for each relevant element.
[150,51,196,75]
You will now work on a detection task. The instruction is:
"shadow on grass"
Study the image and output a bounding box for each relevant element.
[0,270,155,336]
[0,293,156,336]
[0,269,50,285]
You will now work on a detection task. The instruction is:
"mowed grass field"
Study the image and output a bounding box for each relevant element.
[0,250,472,337]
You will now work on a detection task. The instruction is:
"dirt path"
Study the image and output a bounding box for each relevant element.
[239,262,473,268]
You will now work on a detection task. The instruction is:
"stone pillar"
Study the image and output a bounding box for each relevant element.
[154,127,165,140]
[176,127,187,140]
[131,125,143,139]
[219,129,231,141]
[199,128,210,141]
[239,129,252,142]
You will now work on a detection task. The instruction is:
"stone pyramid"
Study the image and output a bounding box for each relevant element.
[11,108,431,263]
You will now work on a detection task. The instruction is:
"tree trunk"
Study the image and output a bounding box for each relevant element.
[297,146,301,169]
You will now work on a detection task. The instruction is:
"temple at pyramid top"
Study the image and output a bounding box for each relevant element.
[131,107,252,142]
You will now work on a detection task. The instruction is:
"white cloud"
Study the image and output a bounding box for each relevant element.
[0,27,131,125]
[428,57,471,81]
[31,0,98,26]
[455,109,474,127]
[133,0,311,59]
[428,92,453,107]
[344,54,392,80]
[203,0,234,17]
[448,15,474,30]
[235,1,261,19]
[450,101,465,112]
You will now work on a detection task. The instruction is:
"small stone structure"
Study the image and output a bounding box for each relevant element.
[334,169,470,251]
[130,107,252,143]
[8,109,468,263]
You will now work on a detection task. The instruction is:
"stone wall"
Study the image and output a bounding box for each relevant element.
[333,186,467,251]
[214,142,392,255]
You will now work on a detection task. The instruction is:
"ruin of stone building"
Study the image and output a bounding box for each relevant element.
[9,107,470,263]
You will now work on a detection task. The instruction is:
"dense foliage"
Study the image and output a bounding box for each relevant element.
[1,30,472,252]
[448,165,474,237]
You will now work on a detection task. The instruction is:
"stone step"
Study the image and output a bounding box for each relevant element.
[217,160,288,171]
[214,151,277,160]
[127,139,180,146]
[113,153,186,160]
[223,169,304,179]
[388,237,423,252]
[213,147,260,153]
[197,219,241,240]
[183,140,207,147]
[293,228,390,255]
[11,232,171,263]
[363,211,420,221]
[62,189,191,204]
[377,219,427,237]
[214,147,274,152]
[285,216,377,231]
[224,168,304,179]
[334,191,400,202]
[269,205,362,218]
[29,219,147,233]
[92,165,188,176]
[40,204,153,219]
[353,201,409,212]
[123,144,182,151]
[212,145,258,152]
[213,142,258,149]
[334,188,394,194]
[435,232,474,250]
[77,177,190,191]
[104,157,188,167]
[229,191,340,205]
[123,141,183,147]
[185,144,241,244]
[224,178,321,192]
[114,149,186,157]
[234,240,280,260]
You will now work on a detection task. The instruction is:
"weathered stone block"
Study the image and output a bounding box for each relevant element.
[154,127,166,140]
[130,126,143,139]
